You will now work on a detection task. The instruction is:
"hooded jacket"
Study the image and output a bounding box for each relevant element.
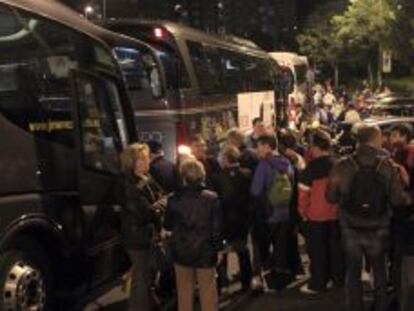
[298,155,338,222]
[251,153,294,223]
[212,163,251,242]
[164,185,224,268]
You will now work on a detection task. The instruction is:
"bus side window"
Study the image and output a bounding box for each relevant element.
[243,57,274,92]
[186,40,220,95]
[76,75,122,174]
[219,49,243,94]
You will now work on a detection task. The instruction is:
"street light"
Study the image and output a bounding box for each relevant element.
[84,5,94,19]
[84,1,107,20]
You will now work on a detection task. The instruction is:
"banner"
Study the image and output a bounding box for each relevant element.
[238,91,275,132]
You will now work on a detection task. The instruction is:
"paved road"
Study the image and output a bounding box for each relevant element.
[85,283,389,311]
[84,242,392,311]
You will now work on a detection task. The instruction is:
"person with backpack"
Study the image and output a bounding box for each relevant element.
[298,130,344,294]
[386,124,414,294]
[214,145,253,293]
[388,124,414,310]
[400,210,414,311]
[327,125,412,311]
[278,129,306,279]
[251,135,295,288]
[164,158,224,311]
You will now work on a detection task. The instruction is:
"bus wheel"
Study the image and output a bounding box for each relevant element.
[0,249,53,311]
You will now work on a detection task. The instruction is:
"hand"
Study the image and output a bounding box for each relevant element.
[398,165,410,188]
[217,252,225,264]
[160,229,172,241]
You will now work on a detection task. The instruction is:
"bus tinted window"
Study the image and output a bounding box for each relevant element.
[77,74,122,174]
[220,49,243,93]
[0,5,121,148]
[0,6,79,146]
[244,57,274,91]
[115,46,153,107]
[187,41,221,94]
[115,46,164,110]
[104,24,190,89]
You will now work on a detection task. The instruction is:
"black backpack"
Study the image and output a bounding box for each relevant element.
[343,156,389,229]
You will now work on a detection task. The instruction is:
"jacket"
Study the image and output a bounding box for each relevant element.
[299,156,338,222]
[402,212,414,255]
[121,174,164,250]
[199,156,222,190]
[212,164,251,242]
[164,185,224,268]
[239,145,259,173]
[150,155,178,193]
[251,154,294,223]
[326,145,410,229]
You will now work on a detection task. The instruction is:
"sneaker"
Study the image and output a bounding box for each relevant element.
[220,286,230,296]
[251,276,264,291]
[295,273,307,281]
[300,284,320,295]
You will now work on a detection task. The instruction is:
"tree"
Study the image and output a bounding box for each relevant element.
[332,0,397,85]
[296,0,346,87]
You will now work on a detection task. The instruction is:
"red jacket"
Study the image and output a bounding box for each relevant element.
[298,156,338,221]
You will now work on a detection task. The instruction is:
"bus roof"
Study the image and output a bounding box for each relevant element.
[0,0,123,49]
[269,52,309,67]
[104,19,270,58]
[0,0,160,63]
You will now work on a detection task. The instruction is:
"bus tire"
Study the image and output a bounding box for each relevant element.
[0,247,55,311]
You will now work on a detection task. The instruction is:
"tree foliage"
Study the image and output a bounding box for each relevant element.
[332,0,396,52]
[296,0,414,84]
[296,1,346,66]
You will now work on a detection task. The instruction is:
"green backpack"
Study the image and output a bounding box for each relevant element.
[266,164,293,210]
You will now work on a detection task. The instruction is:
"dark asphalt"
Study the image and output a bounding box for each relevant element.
[85,283,394,311]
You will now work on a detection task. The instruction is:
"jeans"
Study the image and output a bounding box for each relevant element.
[269,222,291,272]
[400,256,414,311]
[251,217,271,274]
[127,250,151,311]
[217,245,252,290]
[342,227,389,311]
[304,221,345,291]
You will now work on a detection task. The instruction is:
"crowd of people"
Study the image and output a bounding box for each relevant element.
[288,81,393,131]
[119,115,414,311]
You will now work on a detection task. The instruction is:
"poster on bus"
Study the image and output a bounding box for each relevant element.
[237,91,275,132]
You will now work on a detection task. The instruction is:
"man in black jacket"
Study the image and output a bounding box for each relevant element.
[226,128,258,174]
[189,134,221,189]
[327,125,411,311]
[214,145,253,292]
[147,140,178,193]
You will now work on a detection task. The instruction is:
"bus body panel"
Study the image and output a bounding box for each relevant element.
[0,1,136,305]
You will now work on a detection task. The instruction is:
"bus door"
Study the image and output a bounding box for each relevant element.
[72,70,127,287]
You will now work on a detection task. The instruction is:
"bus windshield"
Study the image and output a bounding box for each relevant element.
[114,45,164,110]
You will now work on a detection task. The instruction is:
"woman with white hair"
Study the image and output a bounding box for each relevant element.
[164,159,224,311]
